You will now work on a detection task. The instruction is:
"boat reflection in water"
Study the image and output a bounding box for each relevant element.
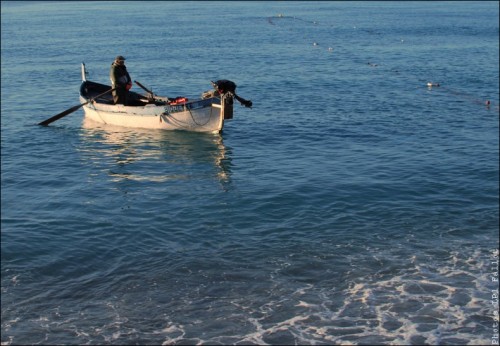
[79,118,232,187]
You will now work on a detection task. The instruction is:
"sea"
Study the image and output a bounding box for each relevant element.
[1,1,499,345]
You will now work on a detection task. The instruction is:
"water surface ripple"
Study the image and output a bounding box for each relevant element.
[1,1,499,345]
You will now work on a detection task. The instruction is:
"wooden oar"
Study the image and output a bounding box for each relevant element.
[134,80,153,94]
[38,88,115,126]
[134,81,173,103]
[134,80,156,102]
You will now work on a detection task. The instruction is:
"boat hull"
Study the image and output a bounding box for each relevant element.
[81,97,224,133]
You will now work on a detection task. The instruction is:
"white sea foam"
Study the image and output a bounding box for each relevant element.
[158,246,495,345]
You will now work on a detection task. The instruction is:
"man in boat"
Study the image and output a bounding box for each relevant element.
[109,56,132,105]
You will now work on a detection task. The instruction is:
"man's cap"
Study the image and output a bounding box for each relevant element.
[115,56,126,61]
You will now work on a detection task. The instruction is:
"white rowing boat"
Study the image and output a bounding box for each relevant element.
[79,63,239,133]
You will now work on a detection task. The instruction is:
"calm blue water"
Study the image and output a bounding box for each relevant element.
[2,1,499,345]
